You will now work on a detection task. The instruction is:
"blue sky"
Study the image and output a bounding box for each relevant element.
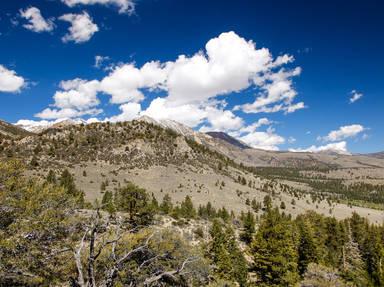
[0,0,383,153]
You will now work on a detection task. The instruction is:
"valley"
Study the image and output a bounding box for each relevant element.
[2,117,384,223]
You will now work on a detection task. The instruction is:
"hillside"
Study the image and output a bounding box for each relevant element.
[367,151,384,159]
[0,119,33,139]
[1,118,384,224]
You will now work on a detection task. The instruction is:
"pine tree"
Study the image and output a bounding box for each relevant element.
[59,169,84,206]
[101,190,115,214]
[46,170,57,184]
[217,207,230,222]
[342,224,370,286]
[160,193,173,214]
[115,182,153,225]
[150,193,159,211]
[296,218,319,275]
[180,195,196,218]
[209,219,248,286]
[263,194,272,211]
[241,210,255,244]
[324,217,347,267]
[252,208,299,286]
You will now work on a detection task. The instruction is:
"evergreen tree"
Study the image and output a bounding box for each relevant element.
[180,195,196,218]
[101,190,115,214]
[342,224,371,286]
[263,194,272,210]
[160,193,173,214]
[252,208,299,286]
[46,169,57,184]
[209,219,248,286]
[114,182,153,225]
[241,210,255,244]
[296,217,319,275]
[217,207,230,222]
[59,169,84,206]
[363,227,384,286]
[324,217,347,267]
[150,193,159,211]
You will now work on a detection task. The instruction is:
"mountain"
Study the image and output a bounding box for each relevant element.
[9,116,384,169]
[16,118,88,133]
[367,152,384,159]
[1,117,384,224]
[0,120,33,139]
[206,131,249,149]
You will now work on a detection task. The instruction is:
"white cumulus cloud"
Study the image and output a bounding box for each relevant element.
[289,141,350,155]
[20,7,54,33]
[142,98,207,127]
[94,55,110,69]
[33,31,300,151]
[35,107,102,120]
[36,79,101,120]
[320,124,365,142]
[59,12,99,43]
[105,102,141,122]
[100,61,170,104]
[236,67,304,114]
[62,0,135,14]
[237,127,285,151]
[349,90,363,103]
[0,65,25,93]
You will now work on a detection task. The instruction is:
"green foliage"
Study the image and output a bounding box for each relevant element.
[198,202,217,220]
[341,226,371,286]
[59,169,84,207]
[114,182,154,225]
[101,190,115,214]
[208,219,248,286]
[240,210,255,244]
[179,195,196,219]
[160,193,173,214]
[251,208,299,286]
[0,160,82,285]
[296,217,320,275]
[263,194,272,210]
[46,169,57,184]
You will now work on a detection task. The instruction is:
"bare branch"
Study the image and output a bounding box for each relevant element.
[137,253,167,272]
[73,229,88,287]
[143,257,199,286]
[116,232,154,266]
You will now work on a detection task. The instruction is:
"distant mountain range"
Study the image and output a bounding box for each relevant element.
[367,152,384,159]
[2,117,382,169]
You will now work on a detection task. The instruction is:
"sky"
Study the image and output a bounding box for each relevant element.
[0,0,383,154]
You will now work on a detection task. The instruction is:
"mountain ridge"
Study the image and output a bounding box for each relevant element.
[1,117,384,223]
[6,117,384,163]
